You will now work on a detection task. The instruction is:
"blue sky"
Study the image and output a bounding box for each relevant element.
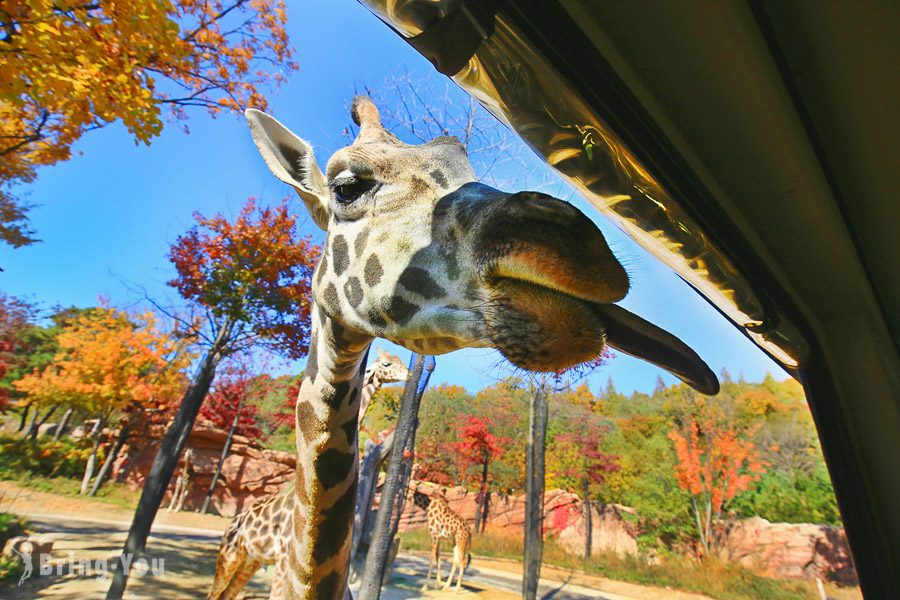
[0,2,785,395]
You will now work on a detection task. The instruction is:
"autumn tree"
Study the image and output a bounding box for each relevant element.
[2,305,110,435]
[547,406,619,560]
[270,376,301,431]
[412,384,473,486]
[13,306,189,493]
[197,362,263,442]
[0,0,297,247]
[455,415,507,533]
[107,197,318,598]
[667,394,767,557]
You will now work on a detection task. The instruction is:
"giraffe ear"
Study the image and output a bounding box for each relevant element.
[245,109,330,230]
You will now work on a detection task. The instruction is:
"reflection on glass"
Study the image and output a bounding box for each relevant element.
[362,0,810,368]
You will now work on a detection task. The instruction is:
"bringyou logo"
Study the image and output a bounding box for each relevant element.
[11,549,165,585]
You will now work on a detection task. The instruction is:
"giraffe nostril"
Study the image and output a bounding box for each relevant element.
[506,191,580,222]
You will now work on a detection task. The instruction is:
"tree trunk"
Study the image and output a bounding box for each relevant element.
[351,429,396,566]
[88,421,131,497]
[16,402,32,432]
[52,408,74,440]
[201,398,243,514]
[583,478,592,562]
[359,354,435,600]
[80,415,107,495]
[474,459,490,533]
[523,380,548,600]
[105,337,226,600]
[27,404,58,441]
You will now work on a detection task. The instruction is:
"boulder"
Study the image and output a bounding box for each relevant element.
[394,482,638,557]
[111,419,295,516]
[722,516,857,585]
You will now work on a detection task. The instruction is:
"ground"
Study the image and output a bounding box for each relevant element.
[0,482,714,599]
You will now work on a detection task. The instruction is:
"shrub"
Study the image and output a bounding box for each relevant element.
[0,511,29,586]
[0,434,101,480]
[399,527,817,600]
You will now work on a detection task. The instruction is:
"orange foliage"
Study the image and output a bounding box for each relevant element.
[0,0,297,246]
[13,306,190,420]
[668,399,767,556]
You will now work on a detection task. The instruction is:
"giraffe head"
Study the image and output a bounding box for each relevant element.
[246,97,718,394]
[412,490,431,511]
[365,347,410,385]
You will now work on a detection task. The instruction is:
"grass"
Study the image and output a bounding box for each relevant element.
[399,528,830,600]
[2,471,141,510]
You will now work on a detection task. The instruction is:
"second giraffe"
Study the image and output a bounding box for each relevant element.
[413,488,472,592]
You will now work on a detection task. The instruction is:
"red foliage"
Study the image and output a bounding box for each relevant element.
[669,421,765,514]
[453,415,506,470]
[198,362,263,442]
[0,294,37,409]
[553,417,620,492]
[272,379,302,431]
[546,502,580,535]
[167,198,320,359]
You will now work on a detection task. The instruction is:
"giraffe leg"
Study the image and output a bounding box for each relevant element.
[453,543,465,591]
[208,543,245,600]
[221,558,263,600]
[434,539,442,587]
[174,485,188,512]
[167,479,181,512]
[443,544,460,591]
[269,554,290,599]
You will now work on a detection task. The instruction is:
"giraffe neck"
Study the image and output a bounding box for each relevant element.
[287,304,372,599]
[358,368,384,424]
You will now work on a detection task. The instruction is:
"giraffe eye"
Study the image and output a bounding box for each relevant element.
[332,176,376,204]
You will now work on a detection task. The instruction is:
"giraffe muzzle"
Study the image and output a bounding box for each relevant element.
[476,191,630,304]
[473,189,718,394]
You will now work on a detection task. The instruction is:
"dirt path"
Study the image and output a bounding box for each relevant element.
[0,482,710,599]
[0,481,231,532]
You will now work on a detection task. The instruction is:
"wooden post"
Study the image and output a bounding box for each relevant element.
[201,397,244,514]
[349,430,397,584]
[358,354,435,600]
[523,378,548,600]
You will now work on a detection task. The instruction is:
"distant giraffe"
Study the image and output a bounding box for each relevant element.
[167,447,194,512]
[207,350,409,600]
[412,488,472,592]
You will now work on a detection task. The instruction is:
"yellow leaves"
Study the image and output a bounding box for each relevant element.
[13,307,192,415]
[0,0,297,224]
[34,23,60,35]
